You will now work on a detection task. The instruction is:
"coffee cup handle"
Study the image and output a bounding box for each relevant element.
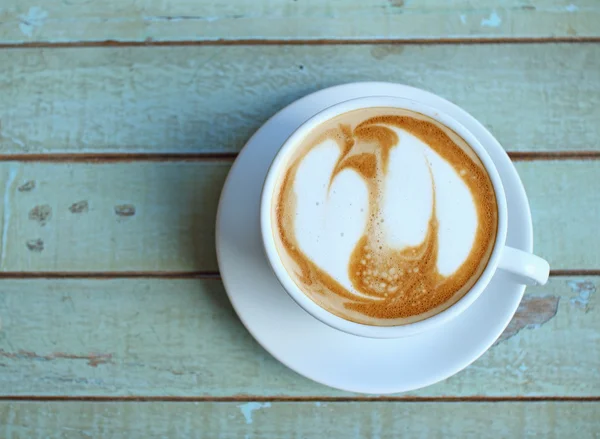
[498,246,550,286]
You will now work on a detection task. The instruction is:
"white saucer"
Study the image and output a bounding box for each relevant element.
[216,82,533,394]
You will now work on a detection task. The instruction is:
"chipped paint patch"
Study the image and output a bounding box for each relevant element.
[566,4,578,12]
[69,200,89,214]
[238,402,271,424]
[460,14,467,24]
[481,10,501,27]
[495,295,559,344]
[26,239,44,252]
[568,280,595,311]
[18,7,48,37]
[115,204,135,217]
[370,45,404,60]
[17,181,35,192]
[29,204,52,225]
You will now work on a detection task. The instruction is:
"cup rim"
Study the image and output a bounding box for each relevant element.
[260,95,508,338]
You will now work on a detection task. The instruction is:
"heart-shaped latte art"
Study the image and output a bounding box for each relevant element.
[274,111,497,325]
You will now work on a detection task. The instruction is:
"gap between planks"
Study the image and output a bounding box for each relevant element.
[0,151,598,163]
[0,270,596,279]
[0,396,598,403]
[0,37,600,50]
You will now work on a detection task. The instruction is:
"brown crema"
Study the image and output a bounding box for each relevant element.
[272,107,498,326]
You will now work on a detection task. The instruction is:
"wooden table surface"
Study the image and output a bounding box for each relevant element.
[0,1,599,437]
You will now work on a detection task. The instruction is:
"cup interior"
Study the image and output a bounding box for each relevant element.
[260,96,508,338]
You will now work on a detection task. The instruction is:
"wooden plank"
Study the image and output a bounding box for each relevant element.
[0,276,597,397]
[0,44,598,154]
[1,401,599,438]
[1,0,599,44]
[0,160,596,272]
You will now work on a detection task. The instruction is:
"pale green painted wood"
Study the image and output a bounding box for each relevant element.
[2,401,599,438]
[0,162,228,272]
[0,160,596,272]
[1,44,598,154]
[0,277,597,397]
[0,0,598,43]
[517,160,600,270]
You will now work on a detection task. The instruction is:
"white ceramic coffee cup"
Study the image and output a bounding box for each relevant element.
[260,96,549,338]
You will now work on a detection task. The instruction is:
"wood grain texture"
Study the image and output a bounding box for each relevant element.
[2,401,600,438]
[1,44,599,154]
[0,277,597,397]
[0,160,596,272]
[1,0,599,44]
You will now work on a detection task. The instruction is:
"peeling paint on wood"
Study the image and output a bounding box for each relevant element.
[25,238,43,252]
[370,45,405,60]
[16,6,49,38]
[0,161,594,272]
[238,402,272,424]
[17,180,35,192]
[114,204,136,217]
[568,279,596,311]
[69,200,89,214]
[28,204,52,225]
[496,296,560,344]
[0,162,227,271]
[481,10,502,27]
[0,277,597,397]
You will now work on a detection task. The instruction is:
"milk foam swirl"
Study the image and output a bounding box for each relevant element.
[273,108,498,326]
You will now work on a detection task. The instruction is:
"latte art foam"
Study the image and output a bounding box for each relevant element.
[272,108,498,326]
